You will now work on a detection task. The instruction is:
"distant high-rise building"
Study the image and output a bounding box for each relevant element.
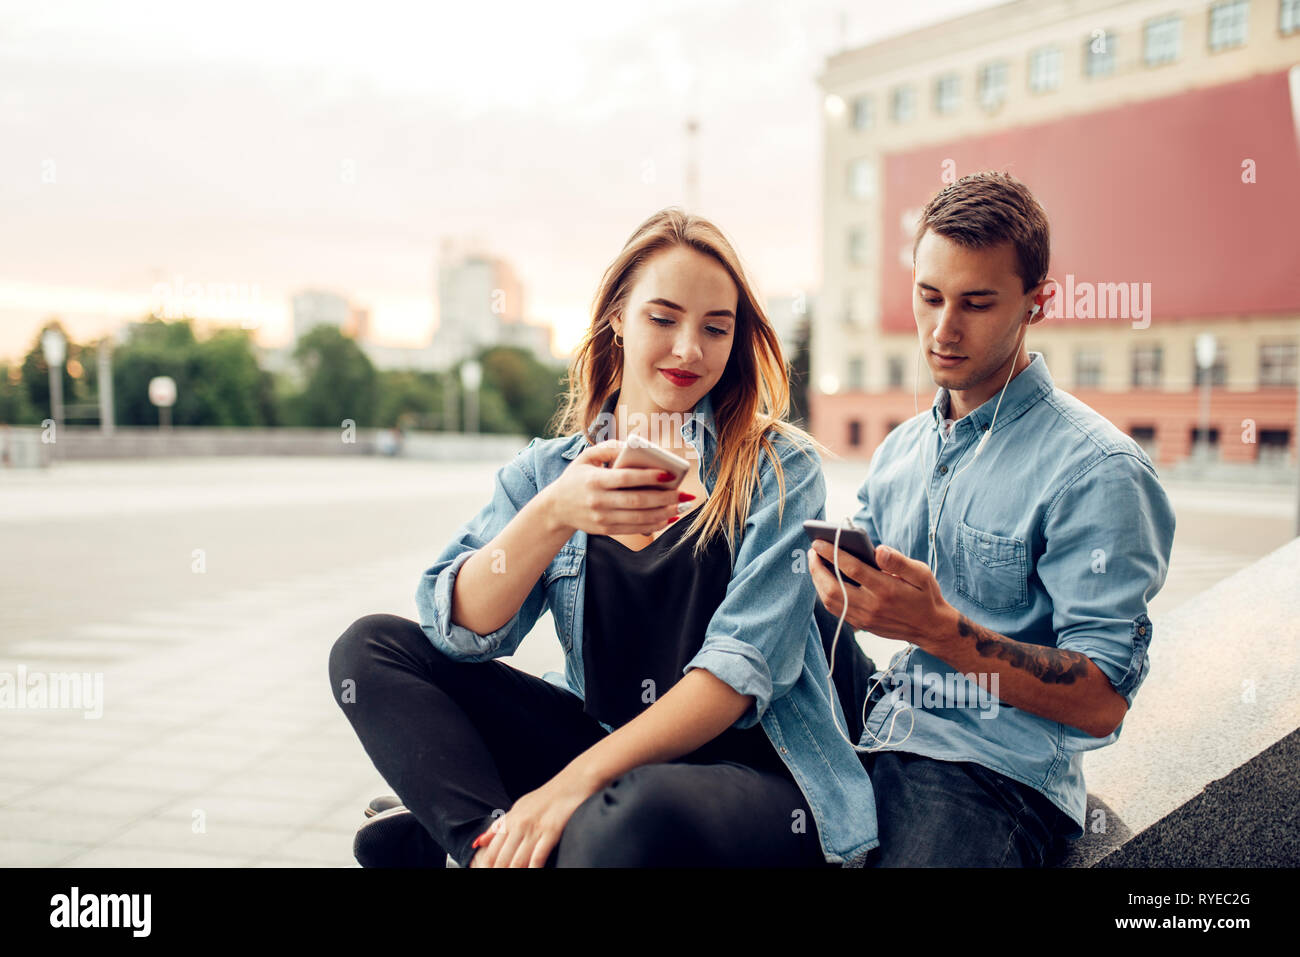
[345,305,372,343]
[432,241,554,368]
[498,320,554,361]
[291,290,351,343]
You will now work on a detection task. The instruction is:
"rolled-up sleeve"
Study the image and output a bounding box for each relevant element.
[1035,452,1176,708]
[683,433,827,728]
[413,439,549,662]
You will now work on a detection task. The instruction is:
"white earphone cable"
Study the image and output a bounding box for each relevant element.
[824,522,915,752]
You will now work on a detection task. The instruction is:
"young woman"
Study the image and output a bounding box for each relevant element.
[329,208,880,867]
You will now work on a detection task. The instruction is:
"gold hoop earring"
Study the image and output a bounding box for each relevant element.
[613,331,624,348]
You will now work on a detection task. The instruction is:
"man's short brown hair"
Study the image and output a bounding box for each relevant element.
[912,170,1051,293]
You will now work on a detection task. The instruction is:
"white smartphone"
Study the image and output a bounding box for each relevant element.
[609,434,690,490]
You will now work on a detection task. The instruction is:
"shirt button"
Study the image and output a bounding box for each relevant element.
[780,747,788,754]
[1138,626,1147,635]
[939,465,948,474]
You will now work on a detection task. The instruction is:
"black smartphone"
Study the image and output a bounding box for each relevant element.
[803,520,879,586]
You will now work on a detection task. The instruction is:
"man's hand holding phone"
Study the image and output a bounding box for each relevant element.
[540,439,694,538]
[806,523,956,646]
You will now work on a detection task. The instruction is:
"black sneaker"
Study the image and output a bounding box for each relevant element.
[353,806,449,868]
[363,795,404,819]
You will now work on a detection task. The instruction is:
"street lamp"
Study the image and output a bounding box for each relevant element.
[1194,332,1216,463]
[40,328,66,429]
[148,375,177,430]
[459,359,482,435]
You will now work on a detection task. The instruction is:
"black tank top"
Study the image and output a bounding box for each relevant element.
[582,510,793,778]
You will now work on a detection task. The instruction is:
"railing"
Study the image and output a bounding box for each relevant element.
[0,425,530,466]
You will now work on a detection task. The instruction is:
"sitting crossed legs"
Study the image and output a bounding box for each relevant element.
[329,612,831,868]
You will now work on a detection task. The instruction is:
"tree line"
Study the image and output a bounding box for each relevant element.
[0,317,569,438]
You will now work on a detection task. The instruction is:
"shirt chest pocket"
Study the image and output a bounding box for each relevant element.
[954,520,1029,613]
[543,546,582,654]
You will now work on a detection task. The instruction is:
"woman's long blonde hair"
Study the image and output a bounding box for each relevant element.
[549,208,824,560]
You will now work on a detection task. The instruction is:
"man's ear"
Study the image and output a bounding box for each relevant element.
[1029,278,1057,325]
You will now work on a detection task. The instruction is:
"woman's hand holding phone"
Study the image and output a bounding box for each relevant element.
[540,439,691,537]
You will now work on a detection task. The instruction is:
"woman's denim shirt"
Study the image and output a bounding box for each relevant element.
[414,390,881,865]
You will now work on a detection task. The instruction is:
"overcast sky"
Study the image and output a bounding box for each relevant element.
[0,0,996,363]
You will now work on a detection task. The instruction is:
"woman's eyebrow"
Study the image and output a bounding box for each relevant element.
[645,297,735,319]
[916,282,1000,297]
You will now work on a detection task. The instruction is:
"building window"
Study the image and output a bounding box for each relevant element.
[851,95,875,130]
[846,357,864,391]
[847,158,876,200]
[977,61,1008,111]
[1208,0,1250,51]
[886,355,905,389]
[1028,45,1063,93]
[1260,341,1298,385]
[1075,348,1104,387]
[891,85,916,123]
[1132,345,1163,388]
[848,420,863,448]
[847,228,869,266]
[1084,30,1117,77]
[934,72,961,114]
[1130,425,1158,459]
[1258,429,1292,464]
[843,287,869,325]
[1144,14,1183,66]
[1190,426,1221,458]
[1193,342,1228,386]
[1284,0,1300,35]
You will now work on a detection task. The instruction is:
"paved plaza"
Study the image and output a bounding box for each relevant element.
[0,454,1295,866]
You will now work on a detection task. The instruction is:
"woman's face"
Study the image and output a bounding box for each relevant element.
[612,244,738,418]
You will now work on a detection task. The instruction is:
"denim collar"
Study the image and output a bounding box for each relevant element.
[930,351,1054,438]
[561,388,719,460]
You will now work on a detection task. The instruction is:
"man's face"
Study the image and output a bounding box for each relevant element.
[912,229,1040,400]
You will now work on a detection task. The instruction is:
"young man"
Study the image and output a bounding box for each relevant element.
[809,170,1176,866]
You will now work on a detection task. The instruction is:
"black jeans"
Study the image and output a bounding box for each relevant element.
[328,613,831,868]
[816,602,1072,867]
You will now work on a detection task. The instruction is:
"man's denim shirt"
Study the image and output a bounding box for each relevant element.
[852,352,1175,837]
[415,390,881,865]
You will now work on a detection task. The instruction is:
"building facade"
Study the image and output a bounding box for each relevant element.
[814,0,1300,467]
[432,244,554,368]
[291,290,352,344]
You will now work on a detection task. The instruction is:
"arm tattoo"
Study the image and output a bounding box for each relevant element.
[957,615,1090,686]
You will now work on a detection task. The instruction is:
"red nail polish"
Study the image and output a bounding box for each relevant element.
[678,491,696,501]
[658,471,672,481]
[669,516,680,523]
